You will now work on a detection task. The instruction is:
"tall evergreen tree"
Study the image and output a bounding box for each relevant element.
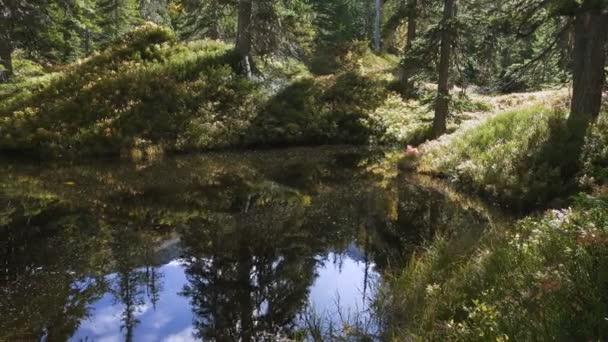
[567,1,608,136]
[139,0,171,26]
[0,0,55,77]
[97,0,139,40]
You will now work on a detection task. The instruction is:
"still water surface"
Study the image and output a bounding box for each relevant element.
[0,147,496,341]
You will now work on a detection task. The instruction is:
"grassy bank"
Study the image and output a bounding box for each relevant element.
[380,193,608,341]
[381,102,608,340]
[418,103,608,210]
[0,24,440,159]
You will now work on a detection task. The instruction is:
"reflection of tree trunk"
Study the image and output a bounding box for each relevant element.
[235,0,253,77]
[120,271,136,342]
[238,243,253,340]
[363,222,370,300]
[433,0,456,138]
[568,10,608,140]
[373,0,383,51]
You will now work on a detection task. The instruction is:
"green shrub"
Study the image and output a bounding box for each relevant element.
[246,71,391,146]
[365,94,433,145]
[581,113,608,187]
[0,24,264,158]
[308,40,370,75]
[0,24,418,158]
[382,194,608,341]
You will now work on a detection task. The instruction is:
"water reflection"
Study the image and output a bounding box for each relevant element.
[0,147,499,341]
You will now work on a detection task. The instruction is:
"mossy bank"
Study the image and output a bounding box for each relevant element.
[0,24,434,160]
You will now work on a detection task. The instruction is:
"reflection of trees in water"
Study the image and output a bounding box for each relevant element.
[0,196,166,341]
[108,226,165,342]
[179,179,320,340]
[0,204,109,341]
[366,175,497,272]
[0,148,501,341]
[177,168,413,340]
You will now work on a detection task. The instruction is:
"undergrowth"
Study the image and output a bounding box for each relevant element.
[418,104,608,209]
[381,101,608,341]
[0,24,432,159]
[380,193,608,341]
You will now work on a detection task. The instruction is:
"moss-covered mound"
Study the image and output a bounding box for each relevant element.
[0,24,433,159]
[0,24,264,158]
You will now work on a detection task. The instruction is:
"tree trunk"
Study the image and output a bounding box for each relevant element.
[84,28,91,56]
[209,2,220,40]
[0,41,14,79]
[237,242,253,341]
[235,0,253,77]
[433,0,456,138]
[399,0,417,96]
[373,0,383,51]
[557,17,574,72]
[568,10,608,139]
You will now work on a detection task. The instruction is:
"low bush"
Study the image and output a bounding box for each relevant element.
[247,72,390,146]
[581,114,608,187]
[0,24,429,158]
[246,73,433,147]
[308,40,370,75]
[365,94,433,145]
[0,24,263,158]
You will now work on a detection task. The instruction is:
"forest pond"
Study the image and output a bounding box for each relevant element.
[1,147,499,341]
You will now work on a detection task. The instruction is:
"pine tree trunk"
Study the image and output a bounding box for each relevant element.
[405,0,417,51]
[399,0,417,96]
[209,2,220,40]
[373,0,383,51]
[568,10,608,138]
[433,0,456,138]
[84,28,91,56]
[557,17,574,72]
[235,0,253,77]
[0,40,13,81]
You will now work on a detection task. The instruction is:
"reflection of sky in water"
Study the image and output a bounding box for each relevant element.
[308,251,378,324]
[70,250,378,341]
[72,261,195,342]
